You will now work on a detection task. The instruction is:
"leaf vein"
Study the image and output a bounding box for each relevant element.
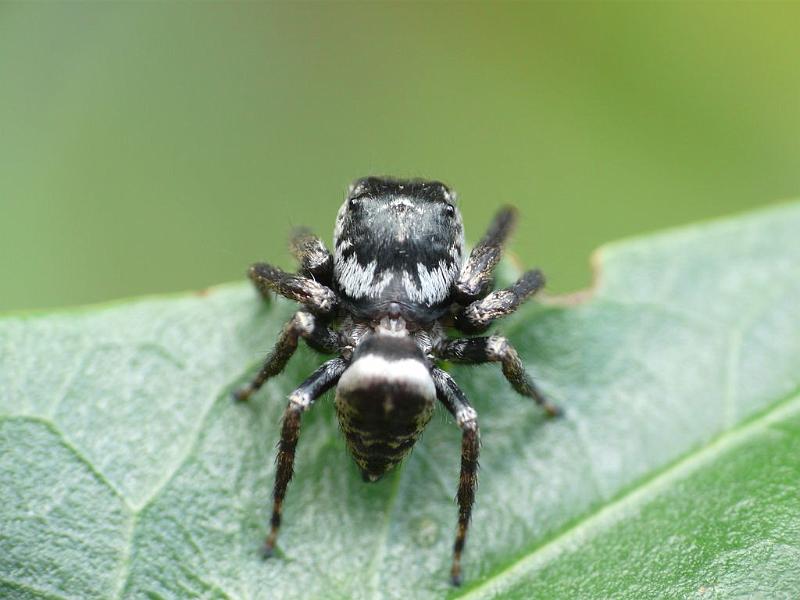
[455,385,800,599]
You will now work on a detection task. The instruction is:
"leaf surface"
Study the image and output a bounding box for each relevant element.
[2,203,799,599]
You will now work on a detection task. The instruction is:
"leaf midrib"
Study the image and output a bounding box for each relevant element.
[453,385,800,599]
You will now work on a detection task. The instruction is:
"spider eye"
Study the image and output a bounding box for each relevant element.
[348,197,360,210]
[445,204,456,217]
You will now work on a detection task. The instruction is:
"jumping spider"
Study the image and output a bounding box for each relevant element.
[234,176,561,585]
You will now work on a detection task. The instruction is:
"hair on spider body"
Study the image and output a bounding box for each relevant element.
[234,176,562,586]
[333,176,464,323]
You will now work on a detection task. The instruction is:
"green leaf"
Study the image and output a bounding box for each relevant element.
[2,202,799,600]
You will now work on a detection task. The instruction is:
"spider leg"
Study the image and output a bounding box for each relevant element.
[263,358,348,557]
[455,206,516,302]
[289,227,334,286]
[233,310,339,402]
[455,269,544,334]
[248,262,338,316]
[436,335,561,417]
[431,367,480,587]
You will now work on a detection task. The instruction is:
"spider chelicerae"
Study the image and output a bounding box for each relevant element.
[233,176,561,585]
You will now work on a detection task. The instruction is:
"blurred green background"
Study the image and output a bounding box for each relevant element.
[1,2,799,312]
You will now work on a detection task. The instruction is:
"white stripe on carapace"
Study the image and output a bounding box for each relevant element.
[337,353,436,401]
[334,253,394,299]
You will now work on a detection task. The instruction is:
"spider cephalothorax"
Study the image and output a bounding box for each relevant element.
[234,176,561,585]
[333,177,464,320]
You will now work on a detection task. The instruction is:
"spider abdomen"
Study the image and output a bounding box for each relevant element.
[334,334,435,481]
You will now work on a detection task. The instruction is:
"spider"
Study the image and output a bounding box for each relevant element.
[233,176,561,585]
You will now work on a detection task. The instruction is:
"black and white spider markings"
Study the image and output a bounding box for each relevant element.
[233,176,561,585]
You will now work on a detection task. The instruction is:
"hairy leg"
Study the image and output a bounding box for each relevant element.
[289,227,334,286]
[233,310,339,402]
[436,335,561,416]
[264,358,348,556]
[455,269,544,334]
[455,206,516,302]
[249,262,338,315]
[431,367,480,586]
